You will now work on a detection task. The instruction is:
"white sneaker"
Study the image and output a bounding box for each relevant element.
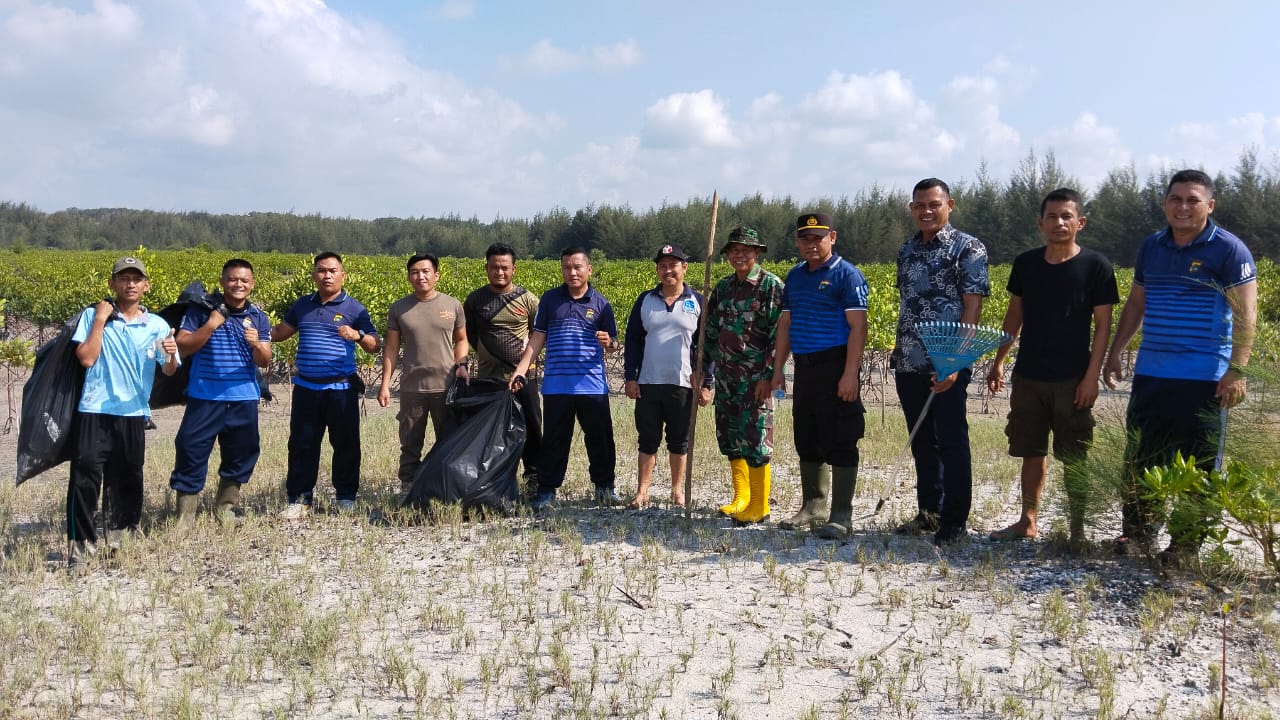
[336,499,357,512]
[395,482,414,504]
[279,502,311,520]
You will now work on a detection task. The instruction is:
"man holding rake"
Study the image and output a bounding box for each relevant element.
[893,178,990,546]
[986,188,1119,546]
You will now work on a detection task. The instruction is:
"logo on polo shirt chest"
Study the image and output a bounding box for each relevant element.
[1189,260,1202,273]
[818,280,831,291]
[332,313,345,322]
[585,309,596,320]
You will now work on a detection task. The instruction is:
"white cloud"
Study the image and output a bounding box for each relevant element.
[0,0,544,216]
[801,70,931,125]
[503,38,641,75]
[643,90,736,149]
[592,39,641,70]
[434,0,474,20]
[1041,113,1132,189]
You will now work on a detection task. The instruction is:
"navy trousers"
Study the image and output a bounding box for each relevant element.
[539,393,615,491]
[286,385,361,503]
[170,398,261,493]
[895,369,973,530]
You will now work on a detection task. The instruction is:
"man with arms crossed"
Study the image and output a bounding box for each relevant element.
[894,178,990,546]
[771,213,869,539]
[463,243,542,495]
[510,247,621,510]
[622,244,712,509]
[378,253,468,500]
[170,258,273,526]
[986,189,1119,545]
[1104,169,1256,563]
[68,257,179,564]
[272,252,381,518]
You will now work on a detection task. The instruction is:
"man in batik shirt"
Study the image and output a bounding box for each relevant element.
[893,178,989,546]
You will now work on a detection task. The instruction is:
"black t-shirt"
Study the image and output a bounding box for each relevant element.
[1008,246,1120,382]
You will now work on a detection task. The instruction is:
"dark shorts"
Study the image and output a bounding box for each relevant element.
[635,384,693,455]
[1005,375,1094,459]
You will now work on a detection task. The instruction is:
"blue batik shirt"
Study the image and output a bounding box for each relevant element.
[892,223,989,373]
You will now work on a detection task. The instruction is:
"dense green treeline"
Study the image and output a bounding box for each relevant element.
[4,149,1280,264]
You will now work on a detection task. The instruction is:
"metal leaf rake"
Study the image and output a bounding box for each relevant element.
[874,321,1014,514]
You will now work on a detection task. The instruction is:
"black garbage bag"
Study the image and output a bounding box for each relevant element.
[16,310,88,484]
[149,280,209,410]
[403,376,525,514]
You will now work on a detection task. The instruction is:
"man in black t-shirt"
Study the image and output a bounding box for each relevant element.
[985,188,1120,545]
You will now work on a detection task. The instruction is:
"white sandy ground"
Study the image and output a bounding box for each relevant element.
[1,374,1278,720]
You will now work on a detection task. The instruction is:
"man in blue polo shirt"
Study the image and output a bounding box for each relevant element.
[509,246,620,510]
[271,252,381,518]
[1105,169,1257,563]
[622,244,712,509]
[169,259,273,526]
[771,212,869,539]
[68,256,179,564]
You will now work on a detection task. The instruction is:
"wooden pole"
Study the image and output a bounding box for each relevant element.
[685,191,719,521]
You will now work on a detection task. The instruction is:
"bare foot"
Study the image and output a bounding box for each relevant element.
[989,521,1038,541]
[627,494,650,510]
[669,493,686,507]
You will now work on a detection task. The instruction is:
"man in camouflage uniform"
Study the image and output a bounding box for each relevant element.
[700,226,784,524]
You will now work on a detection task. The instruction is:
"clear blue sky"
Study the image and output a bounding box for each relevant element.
[2,0,1277,219]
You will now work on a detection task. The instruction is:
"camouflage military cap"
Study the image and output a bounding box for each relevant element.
[720,225,767,254]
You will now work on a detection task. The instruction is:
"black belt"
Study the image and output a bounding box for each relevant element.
[297,374,350,384]
[792,346,846,366]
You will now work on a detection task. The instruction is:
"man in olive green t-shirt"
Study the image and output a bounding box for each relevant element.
[463,243,541,493]
[378,253,468,497]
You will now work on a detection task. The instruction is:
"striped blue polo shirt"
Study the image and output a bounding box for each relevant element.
[1134,221,1256,382]
[534,284,618,395]
[282,291,378,390]
[781,253,869,355]
[181,302,272,401]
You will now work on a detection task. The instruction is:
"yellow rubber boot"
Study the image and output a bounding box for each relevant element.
[719,458,750,516]
[732,463,772,524]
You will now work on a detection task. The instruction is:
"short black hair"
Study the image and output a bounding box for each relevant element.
[1040,188,1085,217]
[912,177,951,198]
[486,243,517,262]
[407,253,439,272]
[1166,169,1215,198]
[313,251,343,267]
[222,258,254,276]
[561,246,589,260]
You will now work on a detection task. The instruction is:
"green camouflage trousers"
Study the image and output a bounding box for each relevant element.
[714,375,773,467]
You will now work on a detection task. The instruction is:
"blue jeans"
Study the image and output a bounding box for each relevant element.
[895,369,973,529]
